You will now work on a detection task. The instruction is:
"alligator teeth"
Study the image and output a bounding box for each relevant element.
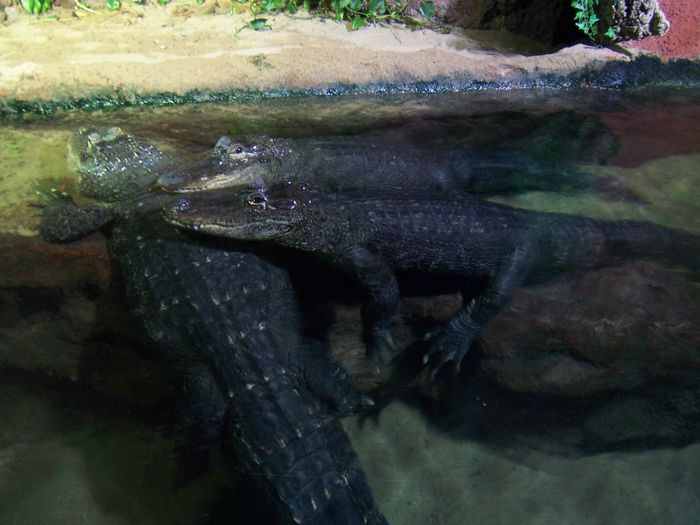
[210,294,220,305]
[246,383,255,390]
[295,428,302,438]
[310,498,317,511]
[226,334,235,345]
[324,488,331,500]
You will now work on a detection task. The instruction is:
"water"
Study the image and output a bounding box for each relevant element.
[1,88,700,524]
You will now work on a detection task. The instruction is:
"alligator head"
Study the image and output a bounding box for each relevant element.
[156,135,292,193]
[163,181,320,242]
[69,126,175,202]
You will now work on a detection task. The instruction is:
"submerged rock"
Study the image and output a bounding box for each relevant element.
[481,260,700,395]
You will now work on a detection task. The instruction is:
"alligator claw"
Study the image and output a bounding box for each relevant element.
[422,327,471,381]
[360,395,376,408]
[366,326,395,374]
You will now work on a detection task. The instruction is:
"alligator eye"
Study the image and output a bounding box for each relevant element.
[234,146,244,154]
[247,193,266,206]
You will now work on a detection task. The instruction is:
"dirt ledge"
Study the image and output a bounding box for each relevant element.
[0,6,627,100]
[2,5,700,118]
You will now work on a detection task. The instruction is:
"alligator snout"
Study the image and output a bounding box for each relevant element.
[155,170,188,192]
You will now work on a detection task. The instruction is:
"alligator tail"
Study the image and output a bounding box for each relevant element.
[599,219,700,273]
[284,412,387,525]
[226,391,387,525]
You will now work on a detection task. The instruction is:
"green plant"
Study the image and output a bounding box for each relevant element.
[19,0,52,14]
[245,0,436,30]
[571,0,617,40]
[571,0,599,38]
[106,0,121,10]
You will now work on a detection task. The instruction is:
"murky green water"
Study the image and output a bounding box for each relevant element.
[1,89,699,524]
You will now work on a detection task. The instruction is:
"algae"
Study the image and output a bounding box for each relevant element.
[2,56,700,122]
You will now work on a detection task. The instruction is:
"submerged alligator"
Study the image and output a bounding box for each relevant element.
[155,134,607,197]
[39,129,387,525]
[164,181,700,377]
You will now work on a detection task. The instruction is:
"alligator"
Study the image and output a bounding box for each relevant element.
[163,180,700,378]
[155,133,608,197]
[38,128,387,525]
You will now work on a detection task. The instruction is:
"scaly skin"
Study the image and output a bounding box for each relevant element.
[164,181,700,378]
[155,134,598,196]
[40,130,387,525]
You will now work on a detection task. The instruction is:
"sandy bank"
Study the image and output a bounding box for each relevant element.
[0,5,626,103]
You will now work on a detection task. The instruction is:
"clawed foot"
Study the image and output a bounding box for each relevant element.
[28,189,80,241]
[422,327,473,381]
[28,188,76,214]
[366,325,395,375]
[324,364,375,415]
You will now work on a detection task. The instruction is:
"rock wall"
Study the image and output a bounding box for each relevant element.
[624,0,700,58]
[444,0,581,45]
[601,0,669,41]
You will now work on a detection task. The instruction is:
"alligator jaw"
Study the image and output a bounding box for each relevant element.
[163,199,290,240]
[156,172,244,194]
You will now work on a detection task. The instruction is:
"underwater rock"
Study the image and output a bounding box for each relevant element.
[481,260,700,395]
[0,233,168,412]
[0,234,110,290]
[2,236,698,403]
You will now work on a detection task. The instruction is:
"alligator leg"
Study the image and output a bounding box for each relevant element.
[32,191,115,242]
[424,244,534,379]
[346,246,400,373]
[173,365,227,487]
[295,339,375,414]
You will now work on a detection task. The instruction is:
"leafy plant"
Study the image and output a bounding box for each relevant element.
[248,17,272,29]
[106,0,121,10]
[19,0,52,14]
[244,0,437,30]
[571,0,599,38]
[571,0,615,40]
[419,0,434,19]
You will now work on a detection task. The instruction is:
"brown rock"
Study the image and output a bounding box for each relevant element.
[0,234,111,291]
[624,0,700,58]
[481,261,700,395]
[601,0,670,41]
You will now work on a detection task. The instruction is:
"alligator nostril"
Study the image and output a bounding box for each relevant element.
[164,198,191,219]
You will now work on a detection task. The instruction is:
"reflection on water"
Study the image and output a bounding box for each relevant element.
[1,88,700,524]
